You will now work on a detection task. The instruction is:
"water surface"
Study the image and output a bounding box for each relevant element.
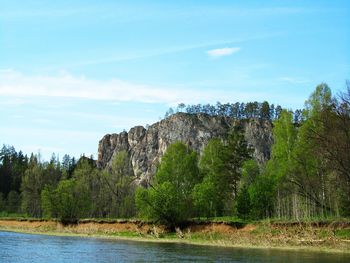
[0,231,349,262]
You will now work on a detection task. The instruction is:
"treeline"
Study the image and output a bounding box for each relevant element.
[0,82,349,225]
[0,149,136,223]
[165,101,303,123]
[263,83,350,220]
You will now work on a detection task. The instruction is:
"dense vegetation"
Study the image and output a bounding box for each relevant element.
[0,151,136,223]
[0,83,349,226]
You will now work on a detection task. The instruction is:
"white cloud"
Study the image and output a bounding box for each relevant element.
[207,47,240,58]
[0,70,179,104]
[0,69,263,105]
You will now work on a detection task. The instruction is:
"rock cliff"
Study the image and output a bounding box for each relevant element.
[98,113,273,185]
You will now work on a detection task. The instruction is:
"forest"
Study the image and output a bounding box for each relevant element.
[0,83,349,226]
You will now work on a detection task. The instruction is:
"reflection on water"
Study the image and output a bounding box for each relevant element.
[0,231,349,262]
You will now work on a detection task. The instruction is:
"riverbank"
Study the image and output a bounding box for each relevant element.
[0,218,350,253]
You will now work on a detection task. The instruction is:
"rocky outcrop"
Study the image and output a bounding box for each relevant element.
[98,113,273,185]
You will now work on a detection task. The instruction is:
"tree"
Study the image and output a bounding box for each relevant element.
[21,155,62,217]
[135,142,199,226]
[225,127,252,198]
[248,175,275,219]
[61,154,76,179]
[0,145,28,197]
[241,160,260,187]
[0,192,5,211]
[102,151,136,218]
[6,190,20,213]
[41,186,56,218]
[260,101,270,120]
[235,186,251,219]
[193,139,229,217]
[164,107,174,118]
[266,110,297,181]
[49,179,91,224]
[21,160,45,217]
[193,129,252,218]
[274,105,283,119]
[235,160,260,219]
[0,145,16,197]
[192,178,219,218]
[293,109,303,124]
[177,103,186,112]
[72,157,106,218]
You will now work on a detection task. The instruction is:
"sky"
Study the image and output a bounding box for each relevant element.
[0,0,349,160]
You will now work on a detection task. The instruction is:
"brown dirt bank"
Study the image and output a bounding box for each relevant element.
[0,219,350,253]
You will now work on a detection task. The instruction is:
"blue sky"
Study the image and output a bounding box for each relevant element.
[0,0,349,160]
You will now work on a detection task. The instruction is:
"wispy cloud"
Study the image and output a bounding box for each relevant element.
[207,47,240,58]
[0,69,265,105]
[279,76,310,84]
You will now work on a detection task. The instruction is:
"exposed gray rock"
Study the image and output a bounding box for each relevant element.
[98,113,273,185]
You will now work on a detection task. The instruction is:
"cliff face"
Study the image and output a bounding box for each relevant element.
[98,113,273,185]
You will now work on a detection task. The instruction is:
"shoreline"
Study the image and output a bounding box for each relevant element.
[1,219,350,254]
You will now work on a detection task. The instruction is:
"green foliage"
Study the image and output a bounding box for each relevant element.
[0,145,28,196]
[193,129,251,218]
[192,178,220,218]
[6,190,21,213]
[21,156,62,217]
[0,192,4,211]
[40,158,96,222]
[193,139,229,217]
[305,83,334,117]
[235,186,251,219]
[235,160,261,220]
[40,186,56,218]
[334,228,350,239]
[248,175,275,219]
[43,179,91,224]
[241,160,260,187]
[135,187,152,219]
[136,142,199,226]
[266,110,297,181]
[21,162,44,217]
[225,127,253,196]
[155,142,199,188]
[102,151,136,218]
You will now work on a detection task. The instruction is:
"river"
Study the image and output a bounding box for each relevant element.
[0,231,349,262]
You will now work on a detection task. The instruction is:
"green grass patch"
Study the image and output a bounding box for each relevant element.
[0,211,29,219]
[318,229,331,239]
[110,231,141,238]
[334,229,350,239]
[250,225,270,235]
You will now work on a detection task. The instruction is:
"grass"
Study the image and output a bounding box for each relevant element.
[109,231,141,238]
[0,211,29,219]
[335,229,350,239]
